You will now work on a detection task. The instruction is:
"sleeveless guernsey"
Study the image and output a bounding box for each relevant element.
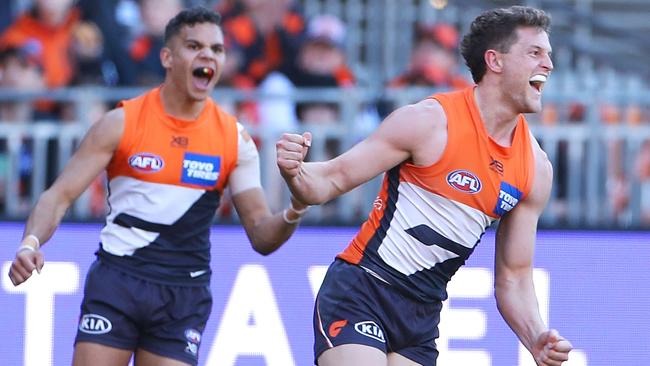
[338,87,536,302]
[97,87,238,285]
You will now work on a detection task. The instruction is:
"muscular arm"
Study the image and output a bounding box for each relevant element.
[229,123,306,255]
[231,188,303,255]
[276,99,447,205]
[9,108,124,286]
[494,140,571,364]
[24,108,124,244]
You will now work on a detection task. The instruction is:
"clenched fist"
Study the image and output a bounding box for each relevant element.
[533,329,573,366]
[9,248,44,286]
[276,132,311,179]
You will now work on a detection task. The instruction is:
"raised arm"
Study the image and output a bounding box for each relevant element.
[276,99,447,205]
[229,123,308,255]
[9,108,124,286]
[494,140,572,365]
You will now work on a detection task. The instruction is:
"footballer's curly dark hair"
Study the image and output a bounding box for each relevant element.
[164,6,222,44]
[460,6,551,83]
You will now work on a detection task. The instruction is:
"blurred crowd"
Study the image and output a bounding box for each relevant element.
[0,0,649,225]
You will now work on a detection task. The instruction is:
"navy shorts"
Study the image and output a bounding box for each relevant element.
[313,259,442,366]
[75,260,212,365]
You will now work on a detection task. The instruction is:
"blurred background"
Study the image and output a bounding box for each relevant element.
[1,0,650,228]
[1,0,649,365]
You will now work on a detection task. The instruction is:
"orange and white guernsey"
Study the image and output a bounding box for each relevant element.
[338,87,536,302]
[98,87,238,285]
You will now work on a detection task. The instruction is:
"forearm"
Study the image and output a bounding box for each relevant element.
[247,205,306,255]
[286,161,344,205]
[495,272,547,352]
[23,189,71,247]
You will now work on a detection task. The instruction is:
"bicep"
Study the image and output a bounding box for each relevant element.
[229,123,262,196]
[47,109,124,203]
[325,102,439,192]
[495,154,553,275]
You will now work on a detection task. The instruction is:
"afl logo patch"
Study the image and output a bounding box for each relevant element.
[79,314,112,334]
[128,153,164,172]
[447,169,482,194]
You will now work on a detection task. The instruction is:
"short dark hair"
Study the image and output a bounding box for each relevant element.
[164,6,222,44]
[460,6,551,83]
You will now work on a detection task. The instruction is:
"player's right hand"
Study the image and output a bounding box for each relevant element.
[533,329,572,365]
[8,248,44,286]
[276,132,311,179]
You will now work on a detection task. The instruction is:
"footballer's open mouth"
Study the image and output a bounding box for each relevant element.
[529,74,547,93]
[192,67,215,89]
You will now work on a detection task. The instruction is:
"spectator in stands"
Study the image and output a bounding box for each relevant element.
[0,46,46,122]
[219,0,306,85]
[389,22,469,90]
[77,0,139,85]
[287,14,355,125]
[636,139,650,224]
[70,20,108,86]
[128,0,184,86]
[0,46,46,210]
[0,0,82,89]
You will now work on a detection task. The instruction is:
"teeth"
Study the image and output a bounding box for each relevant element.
[529,74,547,83]
[193,67,214,78]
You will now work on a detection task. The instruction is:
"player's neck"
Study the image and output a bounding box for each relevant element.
[159,83,206,121]
[474,84,519,146]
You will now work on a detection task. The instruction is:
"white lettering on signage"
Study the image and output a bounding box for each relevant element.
[2,261,79,366]
[2,262,590,366]
[205,265,295,366]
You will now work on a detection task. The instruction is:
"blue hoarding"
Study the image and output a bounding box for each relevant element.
[1,222,648,365]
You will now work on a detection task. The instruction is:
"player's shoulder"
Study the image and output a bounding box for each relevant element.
[103,107,125,124]
[388,98,446,131]
[88,107,126,146]
[526,130,553,192]
[527,131,551,170]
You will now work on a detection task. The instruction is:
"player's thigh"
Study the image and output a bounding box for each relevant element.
[135,348,193,366]
[72,342,132,366]
[318,344,387,366]
[387,352,423,366]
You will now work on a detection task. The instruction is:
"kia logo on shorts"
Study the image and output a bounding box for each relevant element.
[128,153,164,173]
[79,314,112,334]
[447,169,482,194]
[354,321,385,343]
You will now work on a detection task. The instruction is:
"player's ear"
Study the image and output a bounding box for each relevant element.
[160,46,173,69]
[484,49,503,73]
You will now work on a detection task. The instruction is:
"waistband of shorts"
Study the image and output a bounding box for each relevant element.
[96,248,211,287]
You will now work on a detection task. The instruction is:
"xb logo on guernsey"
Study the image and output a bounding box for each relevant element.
[182,152,221,187]
[128,153,164,172]
[447,169,482,194]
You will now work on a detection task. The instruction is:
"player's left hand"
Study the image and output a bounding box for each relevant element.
[533,329,573,365]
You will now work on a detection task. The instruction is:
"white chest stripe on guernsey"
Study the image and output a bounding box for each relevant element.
[100,176,206,255]
[377,182,495,276]
[104,176,205,224]
[100,224,160,256]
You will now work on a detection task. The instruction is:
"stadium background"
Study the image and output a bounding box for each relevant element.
[1,0,649,365]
